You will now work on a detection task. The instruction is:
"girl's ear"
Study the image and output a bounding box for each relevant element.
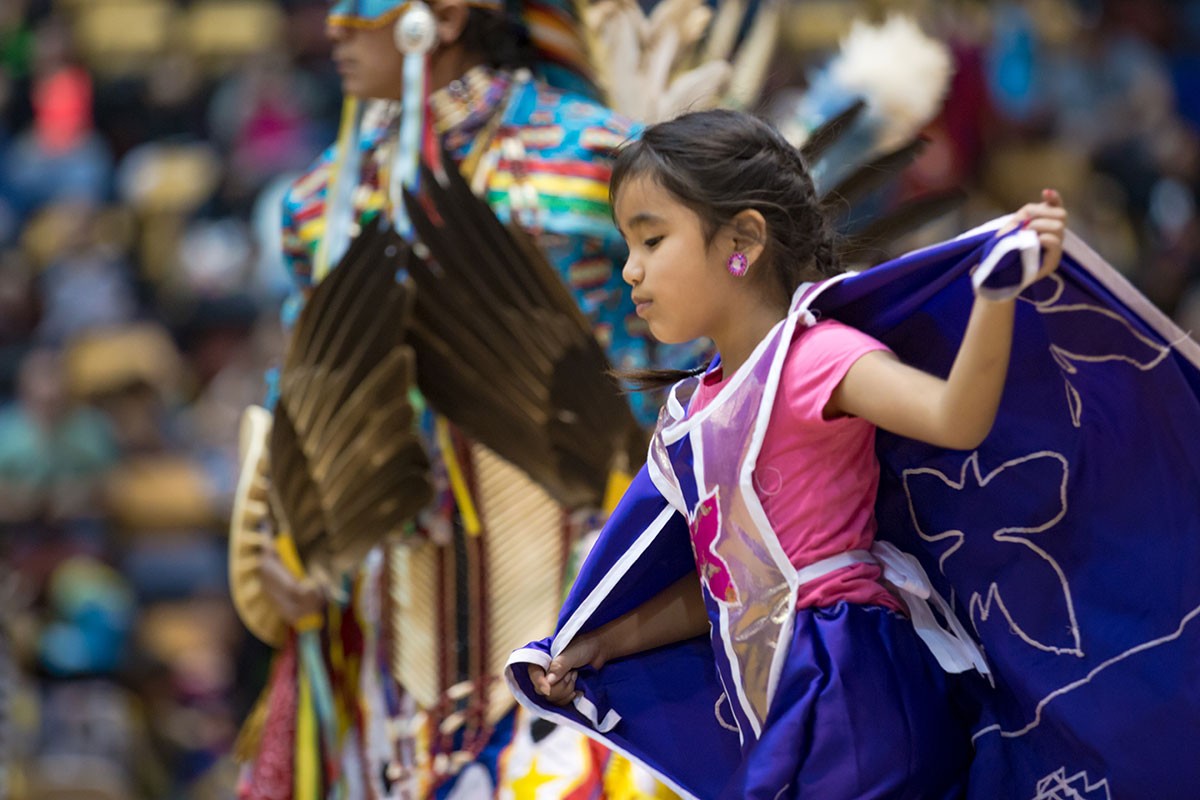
[729,209,768,270]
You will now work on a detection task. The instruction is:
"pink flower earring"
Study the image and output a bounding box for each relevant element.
[727,251,749,277]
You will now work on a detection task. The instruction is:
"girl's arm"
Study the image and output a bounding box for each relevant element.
[529,571,709,704]
[829,190,1067,450]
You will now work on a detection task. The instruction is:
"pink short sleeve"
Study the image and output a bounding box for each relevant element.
[779,320,892,424]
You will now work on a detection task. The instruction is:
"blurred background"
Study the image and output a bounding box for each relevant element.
[0,0,1195,797]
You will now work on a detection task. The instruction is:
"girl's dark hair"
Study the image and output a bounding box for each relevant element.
[612,109,842,391]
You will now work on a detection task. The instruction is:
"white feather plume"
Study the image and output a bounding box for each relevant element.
[826,15,954,151]
[586,0,775,123]
[727,0,781,110]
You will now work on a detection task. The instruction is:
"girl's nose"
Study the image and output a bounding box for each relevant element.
[622,257,642,287]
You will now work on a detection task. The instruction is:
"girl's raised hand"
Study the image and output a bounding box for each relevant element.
[1009,189,1068,282]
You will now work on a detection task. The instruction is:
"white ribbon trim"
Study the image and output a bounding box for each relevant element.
[573,692,621,733]
[790,546,989,677]
[972,226,1042,301]
[551,505,679,657]
[870,541,991,678]
[794,550,876,586]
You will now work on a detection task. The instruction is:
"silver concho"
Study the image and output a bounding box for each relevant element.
[394,1,437,56]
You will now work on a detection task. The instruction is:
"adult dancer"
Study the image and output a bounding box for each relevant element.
[230,1,658,797]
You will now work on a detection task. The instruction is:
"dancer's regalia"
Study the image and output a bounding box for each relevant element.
[507,220,1200,798]
[228,1,664,796]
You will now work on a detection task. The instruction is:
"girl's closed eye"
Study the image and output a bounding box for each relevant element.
[644,236,664,249]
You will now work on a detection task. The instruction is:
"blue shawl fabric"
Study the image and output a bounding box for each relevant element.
[508,223,1200,799]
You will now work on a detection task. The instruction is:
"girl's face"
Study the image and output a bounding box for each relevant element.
[615,176,739,345]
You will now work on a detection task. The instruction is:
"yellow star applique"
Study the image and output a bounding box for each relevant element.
[509,756,559,799]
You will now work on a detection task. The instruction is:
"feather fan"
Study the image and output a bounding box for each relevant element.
[269,224,434,581]
[400,161,642,509]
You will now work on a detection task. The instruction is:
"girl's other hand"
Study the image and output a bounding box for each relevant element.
[1009,188,1068,281]
[527,663,579,706]
[526,634,605,706]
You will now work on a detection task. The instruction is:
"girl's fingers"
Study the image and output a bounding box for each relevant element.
[1020,204,1066,223]
[533,663,580,704]
[546,638,597,684]
[1027,219,1065,234]
[999,210,1030,235]
[1001,192,1067,276]
[1029,206,1068,219]
[1039,234,1063,252]
[1011,191,1064,225]
[547,673,578,705]
[528,665,550,696]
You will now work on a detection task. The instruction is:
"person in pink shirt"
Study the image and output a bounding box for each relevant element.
[524,109,1068,798]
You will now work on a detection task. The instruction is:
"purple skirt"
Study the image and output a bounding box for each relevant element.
[718,601,971,799]
[510,600,972,799]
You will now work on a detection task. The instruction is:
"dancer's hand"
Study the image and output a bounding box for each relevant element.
[1006,188,1068,281]
[527,634,605,706]
[257,541,325,627]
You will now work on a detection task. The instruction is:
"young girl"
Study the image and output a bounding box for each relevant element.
[519,109,1067,799]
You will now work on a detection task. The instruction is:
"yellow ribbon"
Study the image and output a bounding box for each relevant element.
[602,468,633,516]
[295,664,318,800]
[275,533,324,633]
[435,416,482,536]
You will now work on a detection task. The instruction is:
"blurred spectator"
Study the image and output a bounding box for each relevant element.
[1049,8,1175,162]
[0,0,34,136]
[64,324,185,459]
[0,249,39,393]
[141,53,210,143]
[38,556,134,678]
[31,202,137,345]
[30,674,167,800]
[4,15,112,218]
[0,1,33,77]
[208,50,327,207]
[0,0,33,242]
[0,348,115,527]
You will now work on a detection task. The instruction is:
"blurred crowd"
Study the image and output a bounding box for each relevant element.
[0,0,1195,798]
[0,1,339,797]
